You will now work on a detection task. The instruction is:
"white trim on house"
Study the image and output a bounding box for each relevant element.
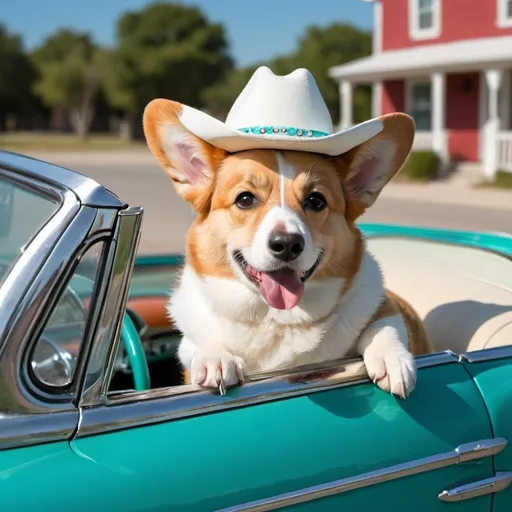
[408,0,441,41]
[372,81,382,117]
[497,0,512,28]
[328,35,512,82]
[373,0,382,53]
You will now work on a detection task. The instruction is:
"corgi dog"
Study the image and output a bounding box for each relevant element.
[143,67,432,398]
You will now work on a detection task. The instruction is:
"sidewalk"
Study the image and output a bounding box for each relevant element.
[19,149,512,212]
[381,181,512,211]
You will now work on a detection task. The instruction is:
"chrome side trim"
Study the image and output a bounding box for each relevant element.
[0,150,124,208]
[460,346,512,363]
[438,471,512,502]
[0,411,78,452]
[77,350,458,437]
[80,207,144,407]
[216,438,508,512]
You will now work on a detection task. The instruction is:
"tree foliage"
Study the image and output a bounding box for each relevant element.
[31,29,102,139]
[102,1,233,131]
[0,24,37,127]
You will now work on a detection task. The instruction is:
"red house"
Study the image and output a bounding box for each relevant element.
[328,0,512,179]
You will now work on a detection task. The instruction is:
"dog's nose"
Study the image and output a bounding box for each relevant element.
[268,232,305,261]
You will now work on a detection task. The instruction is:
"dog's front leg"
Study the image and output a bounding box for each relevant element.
[356,315,416,398]
[178,336,246,389]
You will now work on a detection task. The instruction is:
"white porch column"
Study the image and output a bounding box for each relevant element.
[372,81,382,118]
[340,80,353,130]
[431,72,447,162]
[484,69,503,180]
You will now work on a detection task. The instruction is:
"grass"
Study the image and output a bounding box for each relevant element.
[0,131,145,152]
[476,170,512,190]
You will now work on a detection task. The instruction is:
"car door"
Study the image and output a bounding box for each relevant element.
[69,352,498,512]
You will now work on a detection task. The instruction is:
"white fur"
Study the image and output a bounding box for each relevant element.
[277,151,296,207]
[357,315,416,398]
[169,250,417,397]
[242,206,317,273]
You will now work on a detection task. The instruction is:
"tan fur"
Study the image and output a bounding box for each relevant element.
[370,290,434,356]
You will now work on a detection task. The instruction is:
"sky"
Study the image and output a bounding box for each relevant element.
[1,0,374,67]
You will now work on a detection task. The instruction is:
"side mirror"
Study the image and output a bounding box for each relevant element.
[0,182,13,238]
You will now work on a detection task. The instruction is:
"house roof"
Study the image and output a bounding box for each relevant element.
[328,36,512,82]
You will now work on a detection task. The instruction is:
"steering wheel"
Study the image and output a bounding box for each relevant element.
[120,311,151,391]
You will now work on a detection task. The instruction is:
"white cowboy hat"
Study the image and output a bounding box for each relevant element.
[176,66,384,156]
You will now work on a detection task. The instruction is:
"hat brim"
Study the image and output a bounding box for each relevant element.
[178,105,384,156]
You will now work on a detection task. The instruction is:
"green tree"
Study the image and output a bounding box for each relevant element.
[31,29,103,140]
[292,23,372,124]
[203,23,372,125]
[102,1,233,140]
[0,24,38,130]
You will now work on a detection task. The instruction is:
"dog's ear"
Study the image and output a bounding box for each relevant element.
[143,99,226,211]
[335,113,414,211]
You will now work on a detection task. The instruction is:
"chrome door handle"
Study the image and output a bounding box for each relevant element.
[438,471,512,502]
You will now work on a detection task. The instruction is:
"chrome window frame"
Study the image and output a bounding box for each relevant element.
[77,230,512,438]
[0,151,124,451]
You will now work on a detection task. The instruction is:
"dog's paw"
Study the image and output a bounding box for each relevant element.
[363,345,417,399]
[190,347,246,390]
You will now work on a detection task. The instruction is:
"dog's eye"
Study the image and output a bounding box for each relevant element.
[235,192,258,209]
[303,192,327,212]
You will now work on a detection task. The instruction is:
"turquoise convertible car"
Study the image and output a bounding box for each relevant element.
[1,150,512,511]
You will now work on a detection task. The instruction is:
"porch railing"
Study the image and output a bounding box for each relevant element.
[496,131,512,173]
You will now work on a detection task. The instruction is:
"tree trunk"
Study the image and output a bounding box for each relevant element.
[69,101,95,141]
[119,115,134,142]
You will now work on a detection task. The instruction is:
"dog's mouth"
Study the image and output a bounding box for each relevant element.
[233,250,324,310]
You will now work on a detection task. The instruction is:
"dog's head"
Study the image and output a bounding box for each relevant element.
[144,100,414,313]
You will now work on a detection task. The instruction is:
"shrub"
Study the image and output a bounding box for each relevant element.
[399,150,440,182]
[477,169,512,189]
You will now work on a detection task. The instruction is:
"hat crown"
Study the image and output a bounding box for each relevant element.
[225,67,334,134]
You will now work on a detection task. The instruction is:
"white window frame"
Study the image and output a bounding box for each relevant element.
[408,0,441,41]
[497,0,512,28]
[406,78,433,132]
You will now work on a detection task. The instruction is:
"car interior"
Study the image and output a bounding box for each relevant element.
[107,235,512,393]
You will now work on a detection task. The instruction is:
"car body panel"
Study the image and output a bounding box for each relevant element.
[462,353,512,510]
[67,362,494,511]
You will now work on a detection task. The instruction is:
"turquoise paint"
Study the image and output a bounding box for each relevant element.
[64,363,492,511]
[462,356,512,510]
[121,312,150,391]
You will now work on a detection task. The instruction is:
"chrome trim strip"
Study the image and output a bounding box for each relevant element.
[80,207,144,407]
[77,350,458,437]
[0,411,78,452]
[460,346,512,363]
[216,439,508,512]
[0,150,124,208]
[438,471,512,502]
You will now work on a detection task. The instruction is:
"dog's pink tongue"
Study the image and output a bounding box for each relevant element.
[258,269,305,310]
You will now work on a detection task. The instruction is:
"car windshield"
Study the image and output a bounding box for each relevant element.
[0,175,60,287]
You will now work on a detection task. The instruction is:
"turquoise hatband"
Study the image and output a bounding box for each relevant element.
[237,126,329,138]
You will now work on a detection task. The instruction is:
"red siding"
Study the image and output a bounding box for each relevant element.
[446,72,480,162]
[382,0,512,51]
[382,80,405,113]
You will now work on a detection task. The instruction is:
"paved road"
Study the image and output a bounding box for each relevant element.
[70,161,512,255]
